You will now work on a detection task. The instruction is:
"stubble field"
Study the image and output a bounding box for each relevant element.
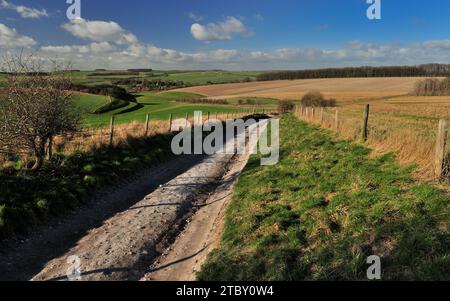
[178,77,432,101]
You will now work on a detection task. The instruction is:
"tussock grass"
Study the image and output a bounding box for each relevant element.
[198,114,449,281]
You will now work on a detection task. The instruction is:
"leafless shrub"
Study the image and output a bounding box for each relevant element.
[0,53,80,170]
[301,91,336,107]
[278,101,295,114]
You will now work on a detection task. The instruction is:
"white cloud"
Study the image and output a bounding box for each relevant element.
[191,16,253,42]
[62,19,138,45]
[188,12,204,22]
[0,23,36,48]
[41,42,115,54]
[21,38,450,70]
[0,0,48,19]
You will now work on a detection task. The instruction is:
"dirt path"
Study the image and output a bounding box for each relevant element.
[0,155,205,281]
[26,120,267,281]
[141,127,260,281]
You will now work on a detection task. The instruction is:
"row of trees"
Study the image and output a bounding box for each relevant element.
[257,64,450,81]
[413,77,450,96]
[69,83,136,102]
[111,78,189,91]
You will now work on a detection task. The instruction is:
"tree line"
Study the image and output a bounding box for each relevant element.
[414,77,450,96]
[257,64,450,81]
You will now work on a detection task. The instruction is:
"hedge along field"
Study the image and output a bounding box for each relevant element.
[74,91,248,127]
[199,114,449,281]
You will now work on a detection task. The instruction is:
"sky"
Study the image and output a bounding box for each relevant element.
[1,0,450,70]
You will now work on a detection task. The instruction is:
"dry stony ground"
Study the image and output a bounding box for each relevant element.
[0,120,267,281]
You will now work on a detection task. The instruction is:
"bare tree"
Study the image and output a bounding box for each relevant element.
[0,53,80,171]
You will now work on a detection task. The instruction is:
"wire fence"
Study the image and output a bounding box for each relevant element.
[0,108,273,166]
[295,105,449,182]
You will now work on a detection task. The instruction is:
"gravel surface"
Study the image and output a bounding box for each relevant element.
[0,120,268,281]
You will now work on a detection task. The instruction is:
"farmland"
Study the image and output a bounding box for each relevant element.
[178,77,429,101]
[1,70,449,281]
[180,77,450,180]
[67,70,260,87]
[73,91,250,127]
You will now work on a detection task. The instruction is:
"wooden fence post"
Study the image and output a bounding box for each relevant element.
[168,113,173,132]
[320,108,324,124]
[434,119,448,179]
[47,136,53,160]
[109,116,115,146]
[312,107,316,121]
[145,114,150,136]
[335,109,339,130]
[362,104,370,142]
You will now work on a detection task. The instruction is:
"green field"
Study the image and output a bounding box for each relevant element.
[147,71,260,84]
[0,74,6,88]
[0,70,261,88]
[74,91,250,127]
[199,114,450,281]
[69,70,260,86]
[72,94,111,113]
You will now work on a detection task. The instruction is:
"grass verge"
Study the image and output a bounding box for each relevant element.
[198,114,449,280]
[0,133,176,240]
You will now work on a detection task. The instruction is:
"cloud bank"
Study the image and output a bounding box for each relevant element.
[2,18,450,70]
[0,0,48,19]
[0,23,36,48]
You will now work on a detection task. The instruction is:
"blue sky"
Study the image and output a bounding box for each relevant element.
[1,0,450,70]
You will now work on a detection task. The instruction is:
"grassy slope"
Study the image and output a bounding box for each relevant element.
[199,114,449,281]
[78,91,246,127]
[72,94,111,113]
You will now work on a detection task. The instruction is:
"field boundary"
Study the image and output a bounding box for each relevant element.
[294,105,449,182]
